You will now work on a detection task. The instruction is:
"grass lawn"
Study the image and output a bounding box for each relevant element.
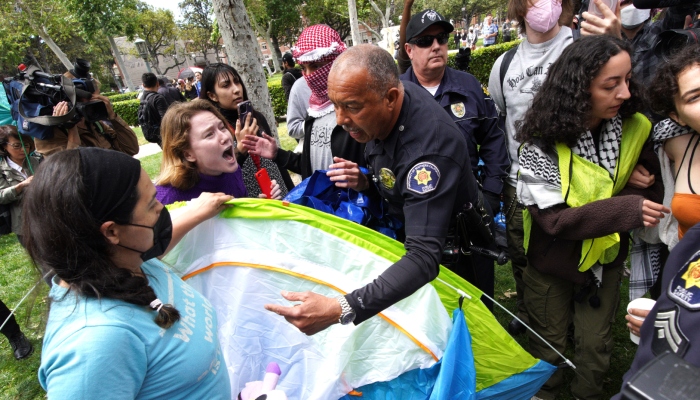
[1,124,638,398]
[131,126,150,146]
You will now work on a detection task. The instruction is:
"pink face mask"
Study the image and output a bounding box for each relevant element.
[525,0,562,33]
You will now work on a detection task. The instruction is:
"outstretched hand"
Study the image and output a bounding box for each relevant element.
[327,157,369,191]
[581,0,622,39]
[641,200,669,227]
[264,291,342,336]
[241,132,278,160]
[187,192,235,221]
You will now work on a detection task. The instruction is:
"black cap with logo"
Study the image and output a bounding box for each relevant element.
[406,9,454,42]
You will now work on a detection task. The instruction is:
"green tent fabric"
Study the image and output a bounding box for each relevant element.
[164,199,549,398]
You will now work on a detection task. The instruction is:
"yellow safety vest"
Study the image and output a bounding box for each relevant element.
[523,113,651,272]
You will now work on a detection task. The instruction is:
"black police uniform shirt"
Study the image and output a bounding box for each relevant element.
[400,66,509,197]
[344,81,480,324]
[612,222,700,399]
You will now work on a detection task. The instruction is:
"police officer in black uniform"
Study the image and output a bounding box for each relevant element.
[264,44,487,335]
[612,221,700,399]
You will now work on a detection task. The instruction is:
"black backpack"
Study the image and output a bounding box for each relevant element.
[138,92,162,144]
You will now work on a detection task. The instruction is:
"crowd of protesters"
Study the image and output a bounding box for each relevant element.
[2,0,700,398]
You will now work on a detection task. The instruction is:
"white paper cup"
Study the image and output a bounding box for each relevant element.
[627,298,656,344]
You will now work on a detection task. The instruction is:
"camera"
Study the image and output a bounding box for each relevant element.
[631,0,700,61]
[3,60,106,128]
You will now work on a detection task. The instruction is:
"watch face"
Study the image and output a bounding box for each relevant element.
[340,311,356,325]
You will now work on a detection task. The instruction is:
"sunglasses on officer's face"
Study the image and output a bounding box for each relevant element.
[409,32,450,48]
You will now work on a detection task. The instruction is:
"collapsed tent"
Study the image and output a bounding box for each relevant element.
[163,199,555,399]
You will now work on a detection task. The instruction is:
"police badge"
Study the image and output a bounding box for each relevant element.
[378,168,396,190]
[451,102,465,118]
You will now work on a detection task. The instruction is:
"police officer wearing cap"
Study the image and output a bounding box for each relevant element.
[264,44,487,335]
[398,7,509,307]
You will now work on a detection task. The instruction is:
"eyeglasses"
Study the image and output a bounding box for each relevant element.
[7,143,25,150]
[408,32,450,48]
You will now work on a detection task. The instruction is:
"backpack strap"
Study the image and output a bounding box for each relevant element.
[499,45,519,111]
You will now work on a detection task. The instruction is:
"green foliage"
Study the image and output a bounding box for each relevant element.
[268,83,287,118]
[108,92,139,102]
[112,98,140,126]
[447,40,521,87]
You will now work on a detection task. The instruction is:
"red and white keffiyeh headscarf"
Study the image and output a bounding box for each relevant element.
[292,25,347,117]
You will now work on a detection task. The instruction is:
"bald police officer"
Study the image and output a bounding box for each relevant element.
[264,44,486,334]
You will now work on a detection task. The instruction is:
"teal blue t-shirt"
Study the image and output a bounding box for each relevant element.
[39,260,231,399]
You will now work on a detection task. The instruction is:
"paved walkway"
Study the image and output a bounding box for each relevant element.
[134,142,162,159]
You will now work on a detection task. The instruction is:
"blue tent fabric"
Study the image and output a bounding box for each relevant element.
[476,361,556,400]
[429,304,477,400]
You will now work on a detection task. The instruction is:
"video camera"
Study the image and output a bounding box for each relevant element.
[2,59,109,140]
[632,0,700,61]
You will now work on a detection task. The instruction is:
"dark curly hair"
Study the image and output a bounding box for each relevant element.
[516,35,645,149]
[649,44,700,118]
[23,150,180,329]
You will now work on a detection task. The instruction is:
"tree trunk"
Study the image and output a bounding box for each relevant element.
[108,36,137,92]
[212,0,278,139]
[270,34,283,63]
[37,26,72,70]
[347,0,361,46]
[266,21,281,74]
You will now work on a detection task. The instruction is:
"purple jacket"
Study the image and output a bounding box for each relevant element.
[156,169,247,205]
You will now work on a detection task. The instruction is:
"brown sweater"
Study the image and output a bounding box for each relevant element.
[526,140,664,284]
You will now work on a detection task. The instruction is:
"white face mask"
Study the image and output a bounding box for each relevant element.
[620,5,651,29]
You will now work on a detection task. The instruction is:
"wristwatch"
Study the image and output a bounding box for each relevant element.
[336,295,356,325]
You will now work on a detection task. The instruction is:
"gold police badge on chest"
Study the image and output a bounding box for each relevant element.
[451,102,465,118]
[378,168,396,190]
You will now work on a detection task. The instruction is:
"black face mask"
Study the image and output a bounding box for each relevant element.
[117,207,173,261]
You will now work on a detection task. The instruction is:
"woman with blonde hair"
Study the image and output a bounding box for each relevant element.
[156,100,280,205]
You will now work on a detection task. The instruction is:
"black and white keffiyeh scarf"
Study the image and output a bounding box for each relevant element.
[571,115,623,177]
[652,118,695,151]
[518,116,625,287]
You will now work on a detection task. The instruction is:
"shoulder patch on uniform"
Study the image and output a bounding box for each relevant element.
[451,102,465,118]
[407,162,440,194]
[668,250,700,309]
[651,306,689,358]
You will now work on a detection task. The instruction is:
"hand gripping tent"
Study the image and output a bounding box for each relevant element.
[163,199,555,399]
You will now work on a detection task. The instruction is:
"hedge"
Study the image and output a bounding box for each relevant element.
[112,98,140,126]
[447,40,521,88]
[106,92,139,102]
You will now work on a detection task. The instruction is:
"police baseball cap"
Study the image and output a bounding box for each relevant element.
[406,9,454,42]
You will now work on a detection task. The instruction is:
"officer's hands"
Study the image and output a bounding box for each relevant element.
[641,200,669,227]
[627,164,655,189]
[264,291,342,336]
[242,132,278,160]
[327,157,369,191]
[483,191,501,216]
[626,308,650,338]
[581,0,622,39]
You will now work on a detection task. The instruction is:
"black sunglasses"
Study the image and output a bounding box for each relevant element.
[409,32,450,48]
